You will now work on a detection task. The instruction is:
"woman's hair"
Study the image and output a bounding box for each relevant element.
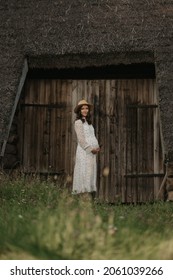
[75,107,92,124]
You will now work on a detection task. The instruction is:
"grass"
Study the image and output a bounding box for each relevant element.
[0,173,173,260]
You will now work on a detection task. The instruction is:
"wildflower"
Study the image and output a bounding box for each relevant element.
[54,175,58,180]
[119,215,125,219]
[66,175,72,183]
[108,225,118,235]
[18,214,23,219]
[102,166,109,177]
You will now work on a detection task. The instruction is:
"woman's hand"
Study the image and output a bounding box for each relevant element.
[91,147,100,154]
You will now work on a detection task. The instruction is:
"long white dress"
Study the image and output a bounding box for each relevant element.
[72,119,99,193]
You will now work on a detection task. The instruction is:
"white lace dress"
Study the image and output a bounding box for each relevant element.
[72,119,99,193]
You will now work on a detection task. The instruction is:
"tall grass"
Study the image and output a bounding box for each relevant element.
[0,174,173,259]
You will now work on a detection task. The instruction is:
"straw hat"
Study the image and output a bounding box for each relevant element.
[74,99,93,113]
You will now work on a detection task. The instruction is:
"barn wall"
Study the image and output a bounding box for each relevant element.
[3,71,164,202]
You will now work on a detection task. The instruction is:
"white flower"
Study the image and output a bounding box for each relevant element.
[18,214,23,219]
[119,215,125,219]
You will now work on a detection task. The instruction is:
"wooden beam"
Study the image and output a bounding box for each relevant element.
[1,59,28,157]
[127,104,158,108]
[125,173,164,178]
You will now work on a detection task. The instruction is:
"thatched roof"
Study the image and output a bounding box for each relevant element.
[0,0,173,158]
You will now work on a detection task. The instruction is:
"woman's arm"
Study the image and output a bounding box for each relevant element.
[74,120,93,153]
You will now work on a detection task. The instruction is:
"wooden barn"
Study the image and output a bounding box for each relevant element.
[0,0,173,203]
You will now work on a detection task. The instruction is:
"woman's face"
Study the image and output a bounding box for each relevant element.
[80,105,89,118]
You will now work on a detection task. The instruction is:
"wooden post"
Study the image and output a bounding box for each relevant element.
[153,100,160,198]
[166,162,173,201]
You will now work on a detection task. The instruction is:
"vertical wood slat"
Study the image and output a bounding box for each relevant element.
[71,80,78,178]
[105,80,110,201]
[39,80,48,172]
[49,80,56,172]
[65,80,72,176]
[153,81,161,198]
[109,80,116,202]
[120,80,126,202]
[58,80,63,172]
[92,80,100,197]
[97,80,105,201]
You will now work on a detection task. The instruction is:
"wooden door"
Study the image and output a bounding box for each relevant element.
[124,81,164,202]
[19,79,73,175]
[19,78,164,202]
[98,79,164,203]
[125,104,163,202]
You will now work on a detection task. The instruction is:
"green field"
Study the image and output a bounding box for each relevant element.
[0,174,173,260]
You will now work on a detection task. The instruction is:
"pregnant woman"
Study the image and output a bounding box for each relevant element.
[72,100,100,196]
